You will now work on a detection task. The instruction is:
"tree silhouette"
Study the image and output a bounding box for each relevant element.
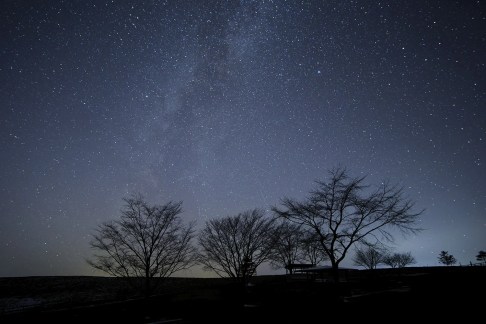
[438,251,457,266]
[87,195,196,296]
[353,245,386,269]
[269,221,328,274]
[383,252,416,268]
[273,168,422,282]
[300,231,328,266]
[269,221,305,274]
[198,209,276,283]
[476,250,486,265]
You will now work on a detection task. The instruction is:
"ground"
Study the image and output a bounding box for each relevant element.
[1,266,484,323]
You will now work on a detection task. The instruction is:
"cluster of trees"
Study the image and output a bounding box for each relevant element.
[352,246,416,269]
[353,248,486,269]
[436,250,486,266]
[88,168,424,295]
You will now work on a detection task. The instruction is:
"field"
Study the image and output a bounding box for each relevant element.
[1,266,484,323]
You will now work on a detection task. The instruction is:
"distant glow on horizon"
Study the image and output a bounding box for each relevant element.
[0,1,484,277]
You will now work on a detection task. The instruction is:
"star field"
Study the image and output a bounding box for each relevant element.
[0,1,485,276]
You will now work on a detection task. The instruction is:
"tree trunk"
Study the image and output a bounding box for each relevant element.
[331,262,340,283]
[145,270,150,298]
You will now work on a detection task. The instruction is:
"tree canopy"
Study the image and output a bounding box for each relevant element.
[438,251,456,266]
[273,168,422,281]
[198,209,276,282]
[87,195,196,296]
[383,252,416,268]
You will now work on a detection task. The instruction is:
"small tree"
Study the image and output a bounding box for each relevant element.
[198,209,276,283]
[269,222,328,274]
[476,251,486,265]
[438,251,456,266]
[383,252,416,268]
[87,195,196,296]
[353,245,385,269]
[269,221,305,274]
[300,231,328,266]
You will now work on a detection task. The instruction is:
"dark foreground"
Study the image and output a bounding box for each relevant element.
[1,266,484,323]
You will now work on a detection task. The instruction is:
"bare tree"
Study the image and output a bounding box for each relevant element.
[300,231,328,266]
[269,222,328,274]
[273,168,422,282]
[438,251,456,266]
[198,209,275,283]
[353,245,386,269]
[383,252,416,268]
[87,195,196,296]
[269,221,304,274]
[476,251,486,265]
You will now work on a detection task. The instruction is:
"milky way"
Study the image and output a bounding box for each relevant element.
[0,1,484,276]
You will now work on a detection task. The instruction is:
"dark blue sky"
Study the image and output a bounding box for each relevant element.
[0,0,484,276]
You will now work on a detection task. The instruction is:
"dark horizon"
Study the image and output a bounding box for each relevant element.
[0,263,480,279]
[1,265,484,323]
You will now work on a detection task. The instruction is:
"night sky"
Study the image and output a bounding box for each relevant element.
[1,1,484,277]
